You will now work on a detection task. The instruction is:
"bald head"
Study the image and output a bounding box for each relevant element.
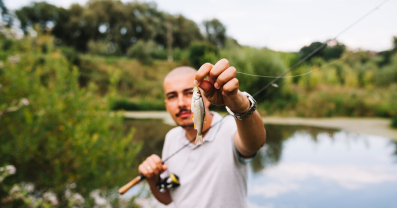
[163,66,197,88]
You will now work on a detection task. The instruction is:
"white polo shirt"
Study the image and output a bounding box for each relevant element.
[161,112,250,208]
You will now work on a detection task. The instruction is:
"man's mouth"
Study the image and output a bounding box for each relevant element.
[176,109,192,118]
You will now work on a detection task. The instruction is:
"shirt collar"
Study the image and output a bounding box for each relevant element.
[178,112,223,148]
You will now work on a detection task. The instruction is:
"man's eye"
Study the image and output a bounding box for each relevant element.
[167,95,176,99]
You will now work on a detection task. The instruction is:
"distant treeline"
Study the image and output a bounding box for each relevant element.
[5,0,226,57]
[1,0,397,121]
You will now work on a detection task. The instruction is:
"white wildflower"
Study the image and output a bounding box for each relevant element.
[90,190,110,208]
[65,188,72,198]
[43,191,59,206]
[6,165,16,175]
[20,98,30,106]
[72,193,85,205]
[69,182,76,189]
[9,185,23,199]
[22,182,34,193]
[7,55,20,64]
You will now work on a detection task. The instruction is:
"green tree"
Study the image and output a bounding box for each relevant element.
[0,0,11,27]
[172,15,203,48]
[203,19,227,48]
[299,41,345,61]
[15,2,60,34]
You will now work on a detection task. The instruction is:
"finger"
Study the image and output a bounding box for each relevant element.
[150,154,164,173]
[222,78,239,96]
[198,80,214,94]
[209,59,230,80]
[138,164,151,178]
[195,63,213,85]
[144,161,155,178]
[150,154,162,166]
[162,164,168,172]
[147,158,160,176]
[214,66,236,89]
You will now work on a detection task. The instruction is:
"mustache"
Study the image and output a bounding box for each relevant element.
[176,108,191,117]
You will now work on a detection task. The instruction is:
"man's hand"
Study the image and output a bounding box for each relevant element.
[138,154,167,183]
[195,59,250,114]
[138,154,172,205]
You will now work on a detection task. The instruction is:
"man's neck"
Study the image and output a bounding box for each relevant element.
[185,112,214,144]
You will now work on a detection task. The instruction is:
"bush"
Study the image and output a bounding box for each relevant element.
[126,40,158,65]
[220,46,286,101]
[61,46,81,66]
[0,36,141,206]
[188,41,219,69]
[392,116,397,129]
[111,98,165,111]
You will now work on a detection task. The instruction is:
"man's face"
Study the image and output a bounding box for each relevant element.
[164,73,195,128]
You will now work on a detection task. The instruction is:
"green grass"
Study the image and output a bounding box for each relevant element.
[392,116,397,129]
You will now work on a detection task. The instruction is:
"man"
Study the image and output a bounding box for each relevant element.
[138,59,266,207]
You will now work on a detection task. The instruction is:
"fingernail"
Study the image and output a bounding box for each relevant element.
[214,82,219,89]
[194,80,198,85]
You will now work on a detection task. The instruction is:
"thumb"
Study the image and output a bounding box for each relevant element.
[198,80,214,95]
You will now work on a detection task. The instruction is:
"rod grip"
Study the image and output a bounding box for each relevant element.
[118,175,144,195]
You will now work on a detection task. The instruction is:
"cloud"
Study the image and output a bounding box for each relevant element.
[250,182,299,198]
[248,201,275,208]
[268,162,397,189]
[249,162,397,198]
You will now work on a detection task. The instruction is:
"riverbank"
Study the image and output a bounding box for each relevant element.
[123,111,397,141]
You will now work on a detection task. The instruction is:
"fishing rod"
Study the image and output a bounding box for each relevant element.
[118,116,228,194]
[119,0,389,195]
[251,0,389,98]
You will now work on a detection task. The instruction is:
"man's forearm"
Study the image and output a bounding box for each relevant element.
[235,90,266,156]
[147,180,172,205]
[234,110,266,156]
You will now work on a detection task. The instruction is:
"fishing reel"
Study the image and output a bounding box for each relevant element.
[156,173,180,193]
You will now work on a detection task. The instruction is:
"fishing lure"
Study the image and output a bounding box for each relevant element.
[191,86,205,145]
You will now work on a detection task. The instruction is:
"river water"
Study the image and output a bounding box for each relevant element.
[123,119,397,208]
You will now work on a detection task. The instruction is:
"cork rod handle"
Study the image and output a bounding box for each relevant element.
[118,175,144,195]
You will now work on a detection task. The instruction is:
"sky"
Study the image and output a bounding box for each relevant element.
[4,0,397,52]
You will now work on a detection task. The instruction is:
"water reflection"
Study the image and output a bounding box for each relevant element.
[251,124,338,173]
[123,118,172,162]
[392,141,397,163]
[124,119,397,208]
[248,128,397,208]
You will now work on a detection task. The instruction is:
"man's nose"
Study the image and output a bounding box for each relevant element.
[177,94,188,107]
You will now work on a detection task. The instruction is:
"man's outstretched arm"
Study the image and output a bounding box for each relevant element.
[195,59,266,156]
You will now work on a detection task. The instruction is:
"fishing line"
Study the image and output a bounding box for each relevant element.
[236,57,342,79]
[118,115,229,194]
[120,0,389,194]
[162,115,229,163]
[248,0,389,98]
[160,0,390,166]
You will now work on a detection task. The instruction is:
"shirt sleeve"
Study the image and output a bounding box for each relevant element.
[234,145,257,164]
